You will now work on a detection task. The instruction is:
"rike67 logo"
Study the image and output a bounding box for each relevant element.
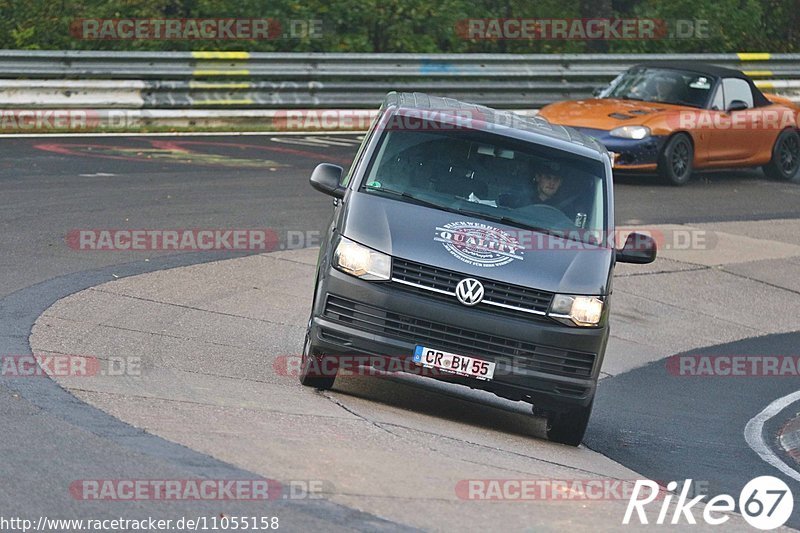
[624,476,793,530]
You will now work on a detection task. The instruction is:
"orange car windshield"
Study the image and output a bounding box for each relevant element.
[601,67,714,109]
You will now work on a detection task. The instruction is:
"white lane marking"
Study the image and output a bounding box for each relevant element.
[744,390,800,483]
[0,131,367,139]
[270,135,364,147]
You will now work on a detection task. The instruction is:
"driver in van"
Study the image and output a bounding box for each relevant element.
[534,166,564,204]
[498,161,585,226]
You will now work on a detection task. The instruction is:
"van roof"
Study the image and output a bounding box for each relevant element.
[382,91,608,159]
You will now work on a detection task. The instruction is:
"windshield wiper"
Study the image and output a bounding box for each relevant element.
[670,99,703,108]
[455,207,503,221]
[498,216,562,237]
[454,207,563,238]
[366,186,458,212]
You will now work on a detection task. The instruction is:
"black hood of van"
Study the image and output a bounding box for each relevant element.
[340,192,611,295]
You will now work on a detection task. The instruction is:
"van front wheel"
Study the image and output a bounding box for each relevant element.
[545,401,593,446]
[299,332,337,390]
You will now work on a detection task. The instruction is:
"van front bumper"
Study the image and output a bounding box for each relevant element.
[310,267,609,410]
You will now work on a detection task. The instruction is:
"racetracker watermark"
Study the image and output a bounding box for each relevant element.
[672,109,800,130]
[432,227,713,253]
[274,354,476,379]
[69,479,329,501]
[1,109,377,132]
[0,355,140,378]
[67,229,277,252]
[455,18,710,40]
[0,109,178,131]
[666,355,800,377]
[1,517,279,532]
[380,110,495,132]
[70,18,323,40]
[66,227,709,255]
[65,229,321,252]
[0,109,205,132]
[272,110,378,131]
[263,108,535,132]
[0,110,100,131]
[456,479,675,501]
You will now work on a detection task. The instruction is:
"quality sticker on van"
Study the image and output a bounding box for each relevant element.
[434,221,524,268]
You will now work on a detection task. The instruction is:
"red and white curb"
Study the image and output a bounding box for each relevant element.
[779,414,800,463]
[745,390,800,483]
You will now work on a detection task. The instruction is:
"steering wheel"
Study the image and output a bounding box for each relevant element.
[517,203,576,228]
[530,204,567,216]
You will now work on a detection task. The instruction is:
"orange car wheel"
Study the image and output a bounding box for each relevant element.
[763,129,800,181]
[657,133,693,186]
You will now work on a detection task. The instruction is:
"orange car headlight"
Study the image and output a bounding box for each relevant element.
[610,125,651,140]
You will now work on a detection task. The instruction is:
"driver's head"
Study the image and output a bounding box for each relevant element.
[655,77,677,99]
[535,162,563,201]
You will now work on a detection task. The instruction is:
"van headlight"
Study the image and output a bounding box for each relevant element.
[549,294,604,327]
[333,237,391,281]
[609,125,650,140]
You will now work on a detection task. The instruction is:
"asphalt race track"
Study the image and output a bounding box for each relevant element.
[0,134,403,531]
[2,133,800,530]
[587,331,800,527]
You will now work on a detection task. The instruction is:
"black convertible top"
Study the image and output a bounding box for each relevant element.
[633,61,771,107]
[635,61,747,79]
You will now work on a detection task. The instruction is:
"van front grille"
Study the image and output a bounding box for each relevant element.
[323,295,595,378]
[391,258,553,317]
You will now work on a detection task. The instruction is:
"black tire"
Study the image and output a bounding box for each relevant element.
[545,401,593,446]
[763,129,800,181]
[299,331,337,390]
[657,133,694,186]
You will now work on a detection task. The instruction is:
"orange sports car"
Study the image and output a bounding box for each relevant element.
[537,62,800,185]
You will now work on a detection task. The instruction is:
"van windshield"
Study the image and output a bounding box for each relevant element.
[360,125,608,238]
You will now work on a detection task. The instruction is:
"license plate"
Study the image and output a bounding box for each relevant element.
[413,346,495,381]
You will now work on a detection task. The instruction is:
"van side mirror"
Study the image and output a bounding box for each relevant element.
[617,232,657,264]
[310,163,345,199]
[726,100,749,113]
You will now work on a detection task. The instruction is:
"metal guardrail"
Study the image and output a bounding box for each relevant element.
[0,51,798,109]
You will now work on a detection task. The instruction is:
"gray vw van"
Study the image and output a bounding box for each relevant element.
[301,92,656,445]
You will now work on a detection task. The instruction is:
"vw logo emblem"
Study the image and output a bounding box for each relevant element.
[455,278,484,306]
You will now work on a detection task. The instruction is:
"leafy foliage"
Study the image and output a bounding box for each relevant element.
[0,0,796,52]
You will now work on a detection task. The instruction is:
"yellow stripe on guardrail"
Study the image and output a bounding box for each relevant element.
[191,51,251,60]
[192,69,250,77]
[743,70,774,77]
[737,53,771,61]
[755,81,775,89]
[189,81,252,89]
